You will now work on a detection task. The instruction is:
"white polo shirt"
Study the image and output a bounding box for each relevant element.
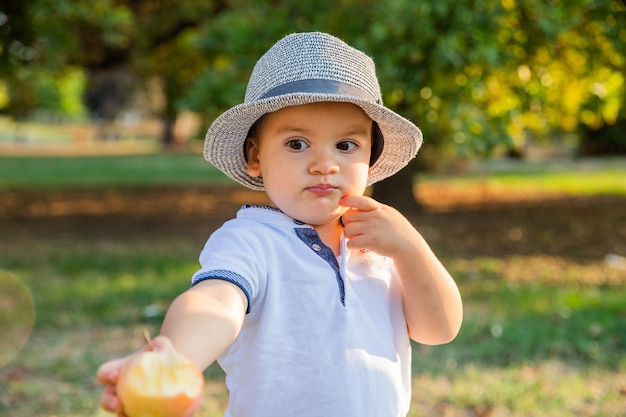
[192,206,411,417]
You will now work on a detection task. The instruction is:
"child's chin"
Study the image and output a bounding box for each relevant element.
[296,209,341,226]
[281,200,343,225]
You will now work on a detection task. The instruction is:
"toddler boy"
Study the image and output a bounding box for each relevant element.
[97,32,462,417]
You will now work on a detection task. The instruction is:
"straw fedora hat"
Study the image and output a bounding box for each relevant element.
[204,32,422,191]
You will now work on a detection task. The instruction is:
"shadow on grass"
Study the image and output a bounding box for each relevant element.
[417,195,626,261]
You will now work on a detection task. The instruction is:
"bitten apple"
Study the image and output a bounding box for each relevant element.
[117,348,204,417]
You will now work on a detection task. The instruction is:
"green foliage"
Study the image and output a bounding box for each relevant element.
[1,0,625,155]
[24,67,87,118]
[181,0,626,158]
[1,0,124,117]
[56,68,88,117]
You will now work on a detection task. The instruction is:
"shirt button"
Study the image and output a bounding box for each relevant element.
[312,244,322,251]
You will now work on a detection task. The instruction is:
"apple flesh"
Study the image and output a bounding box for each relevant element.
[117,349,204,417]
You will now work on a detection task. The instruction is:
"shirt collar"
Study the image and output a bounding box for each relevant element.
[237,205,314,229]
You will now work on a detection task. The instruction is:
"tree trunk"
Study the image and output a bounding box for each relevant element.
[161,76,179,148]
[578,118,626,156]
[371,164,422,214]
[161,113,176,147]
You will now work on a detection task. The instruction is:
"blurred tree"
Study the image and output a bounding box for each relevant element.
[1,0,624,204]
[0,2,48,118]
[0,0,220,144]
[0,1,132,119]
[181,0,624,208]
[121,1,225,145]
[483,0,626,156]
[360,0,516,208]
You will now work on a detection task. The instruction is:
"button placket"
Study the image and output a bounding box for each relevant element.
[294,227,345,306]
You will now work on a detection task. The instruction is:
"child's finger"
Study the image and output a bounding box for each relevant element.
[339,195,379,212]
[96,357,127,385]
[148,335,176,353]
[99,384,124,414]
[96,336,175,387]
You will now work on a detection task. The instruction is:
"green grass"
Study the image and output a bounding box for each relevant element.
[1,154,625,195]
[0,154,231,190]
[422,157,626,196]
[2,234,624,416]
[425,170,626,196]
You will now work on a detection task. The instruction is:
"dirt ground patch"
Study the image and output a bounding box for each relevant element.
[1,184,625,262]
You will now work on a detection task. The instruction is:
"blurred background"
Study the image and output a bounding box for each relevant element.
[1,1,625,163]
[0,1,625,416]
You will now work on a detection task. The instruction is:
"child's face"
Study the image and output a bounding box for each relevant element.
[246,101,372,226]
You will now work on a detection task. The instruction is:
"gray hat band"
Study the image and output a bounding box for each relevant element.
[259,79,380,104]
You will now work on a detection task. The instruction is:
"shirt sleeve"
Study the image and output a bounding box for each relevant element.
[191,219,267,314]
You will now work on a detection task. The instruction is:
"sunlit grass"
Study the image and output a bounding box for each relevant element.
[425,170,626,196]
[421,156,626,196]
[1,154,625,195]
[409,362,626,417]
[0,117,75,143]
[0,154,230,190]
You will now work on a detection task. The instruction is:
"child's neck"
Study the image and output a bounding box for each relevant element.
[313,218,344,256]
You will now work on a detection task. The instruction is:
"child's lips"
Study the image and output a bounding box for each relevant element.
[306,183,339,196]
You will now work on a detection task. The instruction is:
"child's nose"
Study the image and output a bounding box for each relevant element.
[309,149,339,175]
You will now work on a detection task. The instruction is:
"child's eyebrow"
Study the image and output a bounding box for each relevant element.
[275,125,370,137]
[340,126,370,137]
[275,125,310,135]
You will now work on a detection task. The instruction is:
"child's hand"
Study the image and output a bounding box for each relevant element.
[96,335,176,416]
[339,195,419,258]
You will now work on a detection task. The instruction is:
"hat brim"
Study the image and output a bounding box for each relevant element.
[204,93,423,191]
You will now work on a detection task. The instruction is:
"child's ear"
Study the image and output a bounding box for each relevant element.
[246,137,261,177]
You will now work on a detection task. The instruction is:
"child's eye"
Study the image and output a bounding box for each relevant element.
[286,139,309,150]
[337,141,357,151]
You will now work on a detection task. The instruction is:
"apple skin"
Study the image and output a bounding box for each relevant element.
[117,349,204,417]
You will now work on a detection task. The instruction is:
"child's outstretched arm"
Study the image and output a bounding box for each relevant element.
[340,195,463,345]
[96,280,247,415]
[160,279,248,369]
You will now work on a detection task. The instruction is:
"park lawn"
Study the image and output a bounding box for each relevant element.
[0,154,625,195]
[419,157,626,197]
[421,168,626,198]
[0,154,230,190]
[2,233,624,417]
[1,154,625,416]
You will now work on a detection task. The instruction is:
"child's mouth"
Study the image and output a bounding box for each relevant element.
[306,184,339,196]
